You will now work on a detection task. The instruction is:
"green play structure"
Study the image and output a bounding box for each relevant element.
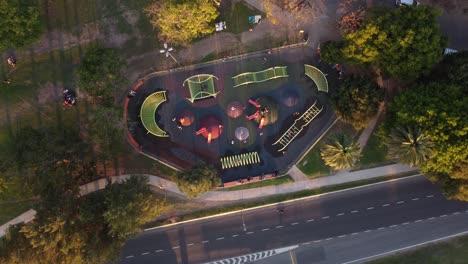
[183,74,219,103]
[220,152,261,169]
[304,64,328,93]
[232,66,288,87]
[140,91,169,137]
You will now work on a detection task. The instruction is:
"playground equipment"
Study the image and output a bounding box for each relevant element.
[183,74,219,103]
[304,64,328,93]
[140,91,169,137]
[273,100,323,152]
[196,115,223,144]
[220,152,261,169]
[232,66,288,87]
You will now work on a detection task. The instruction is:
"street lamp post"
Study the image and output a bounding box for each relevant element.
[160,43,179,65]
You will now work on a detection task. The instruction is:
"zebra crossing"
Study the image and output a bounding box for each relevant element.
[204,245,298,264]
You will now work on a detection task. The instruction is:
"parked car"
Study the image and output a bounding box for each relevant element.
[396,0,419,6]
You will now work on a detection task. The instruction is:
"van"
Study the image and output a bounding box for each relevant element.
[396,0,419,6]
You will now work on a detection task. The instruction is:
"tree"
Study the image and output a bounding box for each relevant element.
[0,0,42,49]
[337,5,446,79]
[88,106,124,160]
[103,176,167,239]
[320,133,360,170]
[321,41,344,64]
[386,52,468,199]
[263,0,312,28]
[337,0,366,33]
[386,127,433,167]
[331,75,383,130]
[175,163,221,198]
[77,47,127,102]
[145,0,219,45]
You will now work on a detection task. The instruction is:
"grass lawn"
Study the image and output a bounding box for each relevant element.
[354,122,395,171]
[370,235,468,264]
[298,121,358,178]
[220,175,294,191]
[221,1,264,34]
[0,179,37,224]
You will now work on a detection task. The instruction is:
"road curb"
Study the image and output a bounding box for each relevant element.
[144,172,423,232]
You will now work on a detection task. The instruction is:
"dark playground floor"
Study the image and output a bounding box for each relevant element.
[126,46,337,183]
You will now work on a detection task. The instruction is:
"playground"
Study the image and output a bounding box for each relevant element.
[126,46,337,183]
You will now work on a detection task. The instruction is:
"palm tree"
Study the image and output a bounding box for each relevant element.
[386,126,433,167]
[320,133,361,170]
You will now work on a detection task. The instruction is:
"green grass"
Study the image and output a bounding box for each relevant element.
[221,175,294,191]
[146,171,418,228]
[221,1,263,34]
[369,235,468,264]
[355,130,395,170]
[0,179,36,224]
[298,121,358,177]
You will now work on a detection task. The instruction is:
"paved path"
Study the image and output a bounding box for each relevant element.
[288,165,310,181]
[198,163,418,201]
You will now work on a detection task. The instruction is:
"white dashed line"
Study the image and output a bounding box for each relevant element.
[390,225,397,228]
[302,242,311,245]
[202,240,210,243]
[337,213,345,216]
[314,240,322,243]
[276,225,284,229]
[367,207,374,210]
[172,246,180,249]
[325,237,333,241]
[466,210,468,213]
[291,222,299,226]
[338,235,346,238]
[155,249,164,253]
[378,227,385,230]
[441,214,447,218]
[306,219,315,222]
[216,237,225,240]
[415,220,422,223]
[322,216,330,219]
[428,217,435,220]
[364,230,372,233]
[382,204,390,207]
[187,243,194,247]
[262,228,270,231]
[453,212,460,215]
[412,198,420,201]
[246,232,254,235]
[397,201,405,204]
[426,195,434,198]
[351,210,359,213]
[351,232,358,236]
[126,255,134,259]
[141,252,149,255]
[402,222,410,225]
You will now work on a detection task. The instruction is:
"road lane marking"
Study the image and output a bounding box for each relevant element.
[125,255,134,259]
[325,237,333,241]
[426,195,434,198]
[262,228,270,231]
[302,242,311,245]
[402,222,409,225]
[322,216,330,219]
[415,219,423,223]
[367,207,374,210]
[246,232,254,235]
[291,222,299,225]
[412,198,420,201]
[314,240,321,243]
[428,217,435,220]
[382,204,390,207]
[338,235,346,238]
[378,227,385,230]
[141,252,149,255]
[351,232,358,236]
[440,214,447,218]
[155,249,164,253]
[453,212,460,215]
[390,225,397,228]
[187,243,194,247]
[397,201,405,204]
[172,246,180,249]
[202,240,210,243]
[364,230,372,233]
[276,225,284,229]
[337,213,345,216]
[306,219,315,222]
[351,210,359,213]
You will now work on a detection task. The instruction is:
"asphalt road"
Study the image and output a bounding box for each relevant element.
[119,175,468,264]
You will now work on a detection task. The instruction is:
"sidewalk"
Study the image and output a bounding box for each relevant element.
[198,164,418,201]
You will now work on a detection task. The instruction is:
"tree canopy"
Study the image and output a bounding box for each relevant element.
[320,133,360,170]
[175,163,221,198]
[88,106,125,160]
[386,52,468,200]
[331,75,383,129]
[386,126,434,167]
[77,47,127,101]
[145,0,219,45]
[334,5,446,79]
[0,0,42,49]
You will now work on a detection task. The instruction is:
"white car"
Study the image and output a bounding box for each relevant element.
[396,0,419,6]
